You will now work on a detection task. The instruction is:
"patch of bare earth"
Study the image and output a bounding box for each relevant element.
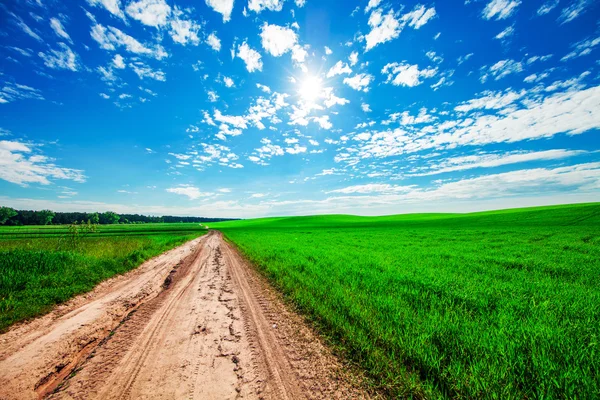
[0,231,375,399]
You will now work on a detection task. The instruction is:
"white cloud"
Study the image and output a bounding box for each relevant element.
[401,4,436,29]
[286,143,308,154]
[527,54,553,64]
[214,109,248,129]
[91,24,168,59]
[169,143,241,170]
[49,18,72,43]
[166,184,212,200]
[205,0,235,22]
[561,36,599,61]
[391,108,435,125]
[454,88,525,112]
[249,138,285,165]
[537,0,559,15]
[361,103,371,112]
[129,62,166,81]
[457,53,474,65]
[223,76,235,87]
[86,0,126,20]
[343,73,373,92]
[248,0,284,13]
[558,0,590,24]
[3,177,598,218]
[245,92,288,129]
[482,0,521,20]
[0,82,44,104]
[327,184,412,195]
[524,72,550,84]
[382,62,437,87]
[126,0,171,27]
[323,87,349,108]
[326,162,600,204]
[97,66,116,81]
[7,47,32,58]
[217,123,243,139]
[543,72,590,92]
[365,0,382,13]
[324,46,332,55]
[11,14,43,42]
[0,140,86,186]
[113,54,126,68]
[260,23,297,57]
[349,51,358,66]
[495,25,514,40]
[38,43,80,71]
[365,9,402,51]
[207,91,219,102]
[237,42,263,72]
[256,83,271,93]
[425,51,443,64]
[365,5,435,51]
[313,115,332,129]
[481,59,523,82]
[338,85,600,163]
[410,149,587,176]
[326,61,352,78]
[169,9,201,45]
[291,45,308,65]
[206,32,221,51]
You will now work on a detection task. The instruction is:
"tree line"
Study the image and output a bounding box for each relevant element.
[0,207,237,226]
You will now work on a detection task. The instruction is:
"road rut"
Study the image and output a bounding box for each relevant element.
[0,231,371,400]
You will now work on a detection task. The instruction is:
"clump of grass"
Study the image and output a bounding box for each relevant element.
[210,203,600,399]
[0,224,205,331]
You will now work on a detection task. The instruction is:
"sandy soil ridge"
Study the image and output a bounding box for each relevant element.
[0,231,370,400]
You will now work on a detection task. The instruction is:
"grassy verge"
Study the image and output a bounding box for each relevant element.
[0,223,206,332]
[209,203,600,399]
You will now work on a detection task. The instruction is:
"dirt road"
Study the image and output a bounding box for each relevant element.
[0,231,370,400]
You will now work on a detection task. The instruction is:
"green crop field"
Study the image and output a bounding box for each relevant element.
[209,203,600,399]
[0,223,206,332]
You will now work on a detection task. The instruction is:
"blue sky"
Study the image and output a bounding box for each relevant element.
[0,0,599,218]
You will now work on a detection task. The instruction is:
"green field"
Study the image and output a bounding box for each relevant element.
[209,203,600,399]
[0,223,206,331]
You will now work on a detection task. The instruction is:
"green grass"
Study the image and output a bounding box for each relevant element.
[209,203,600,399]
[0,223,206,331]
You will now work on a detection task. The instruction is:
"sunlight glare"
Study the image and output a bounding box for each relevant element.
[298,75,322,102]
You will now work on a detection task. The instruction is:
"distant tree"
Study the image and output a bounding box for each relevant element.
[89,212,100,224]
[36,209,55,225]
[3,208,239,225]
[0,207,17,225]
[102,211,120,224]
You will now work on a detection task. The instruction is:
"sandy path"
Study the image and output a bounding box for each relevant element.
[0,231,371,400]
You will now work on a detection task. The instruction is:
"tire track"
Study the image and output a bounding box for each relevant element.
[0,235,207,400]
[1,231,373,400]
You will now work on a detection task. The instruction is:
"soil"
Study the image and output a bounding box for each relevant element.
[0,231,373,400]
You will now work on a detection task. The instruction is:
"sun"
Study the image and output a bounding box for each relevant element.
[298,75,323,102]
